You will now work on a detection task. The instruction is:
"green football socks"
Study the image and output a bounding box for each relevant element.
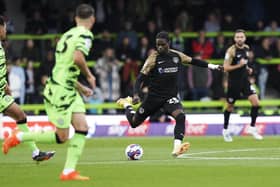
[64,133,86,170]
[21,131,56,143]
[17,124,39,152]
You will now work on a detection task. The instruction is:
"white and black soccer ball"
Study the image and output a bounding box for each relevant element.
[125,144,144,160]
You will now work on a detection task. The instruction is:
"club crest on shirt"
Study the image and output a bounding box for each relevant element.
[172,57,179,63]
[57,118,65,126]
[139,107,145,114]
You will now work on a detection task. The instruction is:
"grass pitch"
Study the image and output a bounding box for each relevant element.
[1,136,280,187]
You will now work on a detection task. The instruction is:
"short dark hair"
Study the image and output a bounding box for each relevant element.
[76,4,95,19]
[156,31,170,42]
[0,15,5,26]
[235,29,246,34]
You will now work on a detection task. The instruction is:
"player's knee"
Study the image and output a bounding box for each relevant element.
[55,133,68,144]
[16,117,27,125]
[15,113,27,123]
[75,130,88,136]
[252,100,260,107]
[226,105,234,112]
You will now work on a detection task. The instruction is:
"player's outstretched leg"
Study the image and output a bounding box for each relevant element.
[117,96,139,128]
[16,119,56,162]
[172,141,190,157]
[247,106,263,140]
[116,96,132,108]
[223,109,233,142]
[60,131,89,181]
[2,130,20,154]
[247,126,263,140]
[171,113,190,157]
[2,130,57,159]
[32,151,56,162]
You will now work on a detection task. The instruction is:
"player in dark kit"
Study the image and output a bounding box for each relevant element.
[222,29,263,142]
[117,31,223,157]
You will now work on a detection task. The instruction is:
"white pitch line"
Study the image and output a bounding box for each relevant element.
[180,156,280,160]
[179,147,280,157]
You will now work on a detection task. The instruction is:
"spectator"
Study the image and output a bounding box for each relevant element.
[95,48,121,102]
[36,75,48,104]
[255,37,273,99]
[25,61,36,104]
[175,10,192,31]
[116,36,135,61]
[24,10,47,34]
[264,20,280,45]
[171,27,185,52]
[264,20,280,32]
[39,49,55,76]
[21,39,41,62]
[188,53,213,100]
[212,33,227,100]
[271,38,280,95]
[191,30,214,59]
[204,12,221,32]
[1,40,15,61]
[171,27,188,100]
[145,20,158,48]
[8,58,26,104]
[83,87,104,114]
[120,57,139,97]
[221,13,237,31]
[91,29,114,59]
[116,20,138,50]
[136,36,151,63]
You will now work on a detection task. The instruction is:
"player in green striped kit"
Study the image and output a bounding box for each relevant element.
[0,16,55,161]
[3,4,96,181]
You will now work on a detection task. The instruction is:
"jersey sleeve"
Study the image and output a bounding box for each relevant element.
[140,51,157,75]
[75,33,94,56]
[224,46,235,64]
[170,49,192,65]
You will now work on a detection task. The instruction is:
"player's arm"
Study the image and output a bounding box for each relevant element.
[171,49,223,70]
[75,81,93,97]
[133,52,157,104]
[73,50,96,89]
[223,48,247,72]
[4,84,11,95]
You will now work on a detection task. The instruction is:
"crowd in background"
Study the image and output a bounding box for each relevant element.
[0,0,280,111]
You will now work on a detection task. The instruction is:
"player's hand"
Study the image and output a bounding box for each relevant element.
[4,84,11,95]
[239,58,248,67]
[87,75,96,90]
[217,65,224,71]
[247,67,253,75]
[208,64,224,71]
[132,94,140,105]
[81,86,93,97]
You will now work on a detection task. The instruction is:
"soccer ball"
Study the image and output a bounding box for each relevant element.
[125,144,144,160]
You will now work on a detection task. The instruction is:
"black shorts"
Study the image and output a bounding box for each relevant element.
[226,79,256,104]
[135,94,183,122]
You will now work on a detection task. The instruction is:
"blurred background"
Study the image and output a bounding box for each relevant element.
[1,0,280,115]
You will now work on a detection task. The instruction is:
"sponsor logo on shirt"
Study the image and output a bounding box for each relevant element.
[158,67,178,74]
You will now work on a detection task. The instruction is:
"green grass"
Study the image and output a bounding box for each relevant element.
[1,136,280,187]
